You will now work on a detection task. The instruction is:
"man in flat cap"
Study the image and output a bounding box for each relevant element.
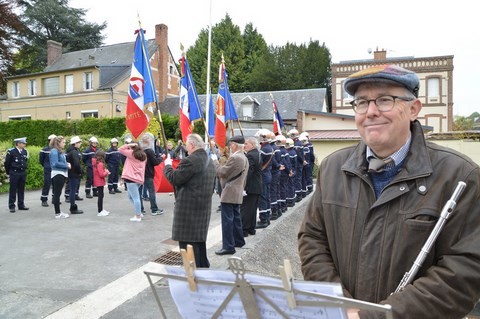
[4,137,29,212]
[213,135,249,255]
[298,65,480,318]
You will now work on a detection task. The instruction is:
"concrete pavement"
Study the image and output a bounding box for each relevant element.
[0,184,311,319]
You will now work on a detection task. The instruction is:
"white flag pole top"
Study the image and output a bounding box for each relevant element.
[204,0,213,143]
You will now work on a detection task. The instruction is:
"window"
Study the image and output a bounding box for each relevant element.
[81,110,98,118]
[43,77,60,95]
[84,72,93,90]
[427,77,440,103]
[65,75,74,93]
[9,115,31,120]
[12,81,20,98]
[28,79,36,96]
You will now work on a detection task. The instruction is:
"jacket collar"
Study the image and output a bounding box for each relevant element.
[342,120,433,179]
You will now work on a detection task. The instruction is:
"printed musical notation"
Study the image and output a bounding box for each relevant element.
[166,266,347,319]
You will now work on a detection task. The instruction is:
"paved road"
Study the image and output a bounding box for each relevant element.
[0,184,311,319]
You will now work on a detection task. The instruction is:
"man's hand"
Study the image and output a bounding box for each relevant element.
[164,154,172,166]
[210,154,218,161]
[347,308,360,319]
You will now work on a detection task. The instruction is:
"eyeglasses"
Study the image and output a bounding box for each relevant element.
[350,95,414,114]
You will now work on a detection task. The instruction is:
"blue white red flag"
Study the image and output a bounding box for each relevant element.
[272,95,284,135]
[178,56,203,142]
[125,29,156,140]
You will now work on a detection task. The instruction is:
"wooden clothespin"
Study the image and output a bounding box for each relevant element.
[181,244,197,291]
[279,259,296,308]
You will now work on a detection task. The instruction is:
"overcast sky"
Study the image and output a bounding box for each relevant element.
[70,0,479,117]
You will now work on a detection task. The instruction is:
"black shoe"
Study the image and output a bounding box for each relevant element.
[70,209,84,214]
[18,206,29,211]
[41,202,49,207]
[243,231,249,237]
[248,229,256,235]
[9,208,15,213]
[215,249,236,255]
[109,190,116,194]
[235,242,245,248]
[114,189,122,193]
[270,213,279,221]
[75,196,84,201]
[93,193,98,197]
[256,221,269,229]
[86,194,93,199]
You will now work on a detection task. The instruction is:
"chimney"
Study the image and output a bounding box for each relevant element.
[47,40,62,66]
[155,24,169,103]
[373,48,387,61]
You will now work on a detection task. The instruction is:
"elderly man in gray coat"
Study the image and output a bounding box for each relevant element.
[213,135,249,255]
[163,134,216,268]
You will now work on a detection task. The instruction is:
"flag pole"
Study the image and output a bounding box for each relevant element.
[138,16,168,148]
[204,0,213,145]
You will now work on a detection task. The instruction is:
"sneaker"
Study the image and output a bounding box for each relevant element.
[151,209,164,216]
[41,202,49,207]
[97,210,110,217]
[55,212,70,219]
[130,215,142,222]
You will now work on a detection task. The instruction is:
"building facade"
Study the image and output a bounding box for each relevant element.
[331,49,454,133]
[0,24,180,122]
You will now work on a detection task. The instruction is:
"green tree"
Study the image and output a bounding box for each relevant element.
[0,0,26,93]
[14,0,106,73]
[453,115,474,131]
[242,23,268,91]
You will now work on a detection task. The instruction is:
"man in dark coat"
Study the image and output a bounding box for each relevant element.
[240,137,262,237]
[163,133,216,268]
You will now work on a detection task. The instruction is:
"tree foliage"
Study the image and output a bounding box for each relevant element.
[14,0,106,73]
[0,0,26,93]
[185,14,331,98]
[453,112,480,131]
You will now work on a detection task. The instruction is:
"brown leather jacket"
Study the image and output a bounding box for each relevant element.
[298,121,480,319]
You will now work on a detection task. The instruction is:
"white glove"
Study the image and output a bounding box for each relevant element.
[210,154,218,161]
[242,190,247,197]
[164,154,173,166]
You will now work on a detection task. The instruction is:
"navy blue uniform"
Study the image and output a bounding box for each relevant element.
[269,142,281,219]
[106,146,122,192]
[39,145,53,204]
[286,147,297,206]
[301,143,310,197]
[5,147,29,210]
[306,141,315,193]
[278,145,290,212]
[258,142,273,223]
[294,138,304,201]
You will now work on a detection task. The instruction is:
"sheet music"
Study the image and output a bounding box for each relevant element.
[166,266,346,319]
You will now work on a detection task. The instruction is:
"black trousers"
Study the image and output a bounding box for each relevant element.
[241,193,259,233]
[96,186,104,212]
[179,241,210,268]
[8,172,26,209]
[51,175,66,215]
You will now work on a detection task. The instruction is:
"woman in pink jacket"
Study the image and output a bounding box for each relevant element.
[92,150,110,217]
[119,142,147,222]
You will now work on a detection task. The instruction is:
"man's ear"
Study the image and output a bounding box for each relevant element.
[409,99,422,121]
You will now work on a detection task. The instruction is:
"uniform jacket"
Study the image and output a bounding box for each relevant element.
[39,146,52,171]
[106,146,121,167]
[82,146,97,168]
[92,158,109,187]
[5,147,28,175]
[66,146,83,178]
[163,148,216,242]
[216,150,249,204]
[298,121,480,319]
[244,148,262,195]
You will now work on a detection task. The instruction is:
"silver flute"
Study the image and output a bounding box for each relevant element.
[394,181,467,293]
